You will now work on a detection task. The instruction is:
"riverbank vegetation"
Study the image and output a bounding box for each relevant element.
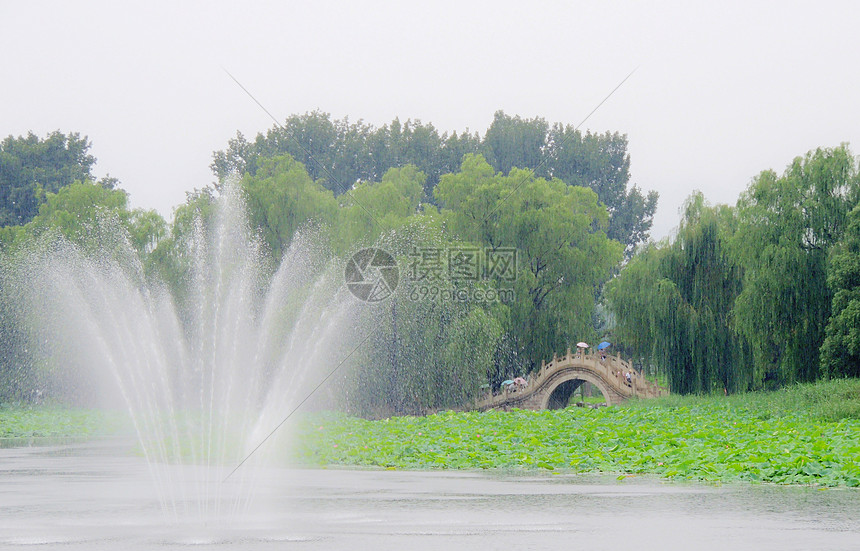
[0,118,652,417]
[0,405,118,438]
[290,378,860,487]
[2,380,858,487]
[606,146,860,393]
[2,119,860,417]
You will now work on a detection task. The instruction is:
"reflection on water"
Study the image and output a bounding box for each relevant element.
[0,441,857,550]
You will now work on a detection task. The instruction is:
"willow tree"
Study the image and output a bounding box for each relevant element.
[240,154,338,259]
[334,164,426,252]
[602,241,666,366]
[820,203,860,378]
[0,180,166,403]
[435,154,623,372]
[338,211,507,417]
[605,193,750,393]
[731,146,859,385]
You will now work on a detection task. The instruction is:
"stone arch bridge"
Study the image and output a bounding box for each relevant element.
[475,349,668,411]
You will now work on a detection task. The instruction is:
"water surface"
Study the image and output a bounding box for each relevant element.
[0,442,857,550]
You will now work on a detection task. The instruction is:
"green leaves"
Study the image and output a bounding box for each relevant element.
[435,154,622,372]
[290,381,860,487]
[732,146,859,385]
[821,204,860,378]
[0,406,122,438]
[0,131,100,227]
[608,145,860,392]
[606,193,748,393]
[212,111,657,256]
[241,155,338,259]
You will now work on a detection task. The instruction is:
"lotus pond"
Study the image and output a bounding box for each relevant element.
[3,379,860,487]
[289,379,860,487]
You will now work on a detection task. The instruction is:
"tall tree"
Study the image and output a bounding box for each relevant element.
[480,112,658,256]
[435,154,622,371]
[0,180,165,403]
[0,131,115,227]
[240,154,338,259]
[544,124,657,257]
[211,112,475,198]
[730,146,858,385]
[820,204,860,378]
[605,193,750,393]
[482,111,548,175]
[336,164,426,250]
[3,180,163,264]
[211,110,659,254]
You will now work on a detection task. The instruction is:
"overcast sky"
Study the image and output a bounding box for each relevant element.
[3,1,859,239]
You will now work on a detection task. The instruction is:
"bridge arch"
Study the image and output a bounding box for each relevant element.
[474,351,667,412]
[541,368,617,409]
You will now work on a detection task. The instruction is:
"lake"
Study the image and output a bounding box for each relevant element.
[0,440,857,550]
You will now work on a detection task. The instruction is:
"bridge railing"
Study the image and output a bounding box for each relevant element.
[475,348,668,409]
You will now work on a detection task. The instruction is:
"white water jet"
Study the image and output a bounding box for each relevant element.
[5,184,374,522]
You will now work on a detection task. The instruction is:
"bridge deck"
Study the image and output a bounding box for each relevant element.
[476,349,668,411]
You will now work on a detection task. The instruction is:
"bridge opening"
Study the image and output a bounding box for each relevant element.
[546,379,608,409]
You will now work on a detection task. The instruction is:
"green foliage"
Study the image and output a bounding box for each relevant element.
[608,146,860,393]
[436,154,623,372]
[335,164,426,250]
[0,405,125,438]
[349,297,504,417]
[211,110,658,255]
[0,180,169,404]
[0,290,32,403]
[0,131,116,227]
[127,209,167,256]
[606,184,659,259]
[631,377,860,422]
[28,182,127,240]
[145,188,218,314]
[731,146,859,385]
[484,112,658,257]
[211,112,482,203]
[0,117,645,417]
[483,111,547,174]
[1,181,166,271]
[820,204,860,377]
[241,155,338,259]
[343,211,507,416]
[290,379,860,487]
[607,193,749,393]
[603,242,665,358]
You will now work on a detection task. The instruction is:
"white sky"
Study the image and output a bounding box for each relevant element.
[3,0,860,239]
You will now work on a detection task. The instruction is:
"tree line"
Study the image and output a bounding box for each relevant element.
[605,146,860,393]
[4,126,858,410]
[0,118,652,414]
[211,110,657,258]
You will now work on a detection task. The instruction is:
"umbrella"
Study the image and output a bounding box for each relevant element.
[597,341,611,350]
[501,380,514,386]
[513,377,527,386]
[576,342,589,348]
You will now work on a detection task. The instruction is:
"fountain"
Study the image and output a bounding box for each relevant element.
[2,183,373,522]
[0,185,858,549]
